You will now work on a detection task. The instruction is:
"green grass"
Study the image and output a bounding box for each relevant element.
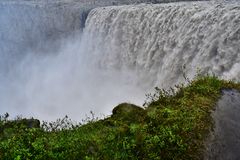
[0,76,240,160]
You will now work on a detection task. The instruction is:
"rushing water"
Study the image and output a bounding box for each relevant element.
[0,0,147,121]
[84,2,240,89]
[0,1,239,121]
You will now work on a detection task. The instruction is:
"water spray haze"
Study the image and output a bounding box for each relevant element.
[0,29,146,121]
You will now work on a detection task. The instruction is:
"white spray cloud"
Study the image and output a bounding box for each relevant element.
[0,2,147,121]
[0,31,146,121]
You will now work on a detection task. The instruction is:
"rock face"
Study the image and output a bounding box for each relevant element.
[205,89,240,160]
[0,1,90,72]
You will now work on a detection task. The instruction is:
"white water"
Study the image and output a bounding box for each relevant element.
[0,1,146,121]
[84,2,240,89]
[0,1,240,121]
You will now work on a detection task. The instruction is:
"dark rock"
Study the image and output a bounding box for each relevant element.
[0,118,40,132]
[205,89,240,160]
[112,103,144,114]
[20,118,41,128]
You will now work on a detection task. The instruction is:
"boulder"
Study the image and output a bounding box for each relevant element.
[111,103,146,123]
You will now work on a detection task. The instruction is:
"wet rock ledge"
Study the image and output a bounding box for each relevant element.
[205,89,240,160]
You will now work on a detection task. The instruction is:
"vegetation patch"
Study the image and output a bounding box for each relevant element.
[0,76,240,160]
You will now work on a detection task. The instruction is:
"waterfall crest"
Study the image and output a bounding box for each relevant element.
[84,2,240,88]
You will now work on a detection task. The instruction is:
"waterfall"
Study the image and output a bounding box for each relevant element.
[0,1,239,121]
[0,0,149,120]
[84,2,240,89]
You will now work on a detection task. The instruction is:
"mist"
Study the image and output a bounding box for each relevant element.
[0,30,147,121]
[1,1,240,121]
[0,1,148,121]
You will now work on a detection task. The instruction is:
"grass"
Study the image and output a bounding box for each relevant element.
[0,75,240,160]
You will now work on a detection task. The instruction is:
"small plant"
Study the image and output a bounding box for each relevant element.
[41,115,79,132]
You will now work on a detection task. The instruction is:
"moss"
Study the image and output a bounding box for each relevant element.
[111,103,146,124]
[0,76,240,160]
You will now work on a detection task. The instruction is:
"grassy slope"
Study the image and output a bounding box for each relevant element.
[0,76,240,160]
